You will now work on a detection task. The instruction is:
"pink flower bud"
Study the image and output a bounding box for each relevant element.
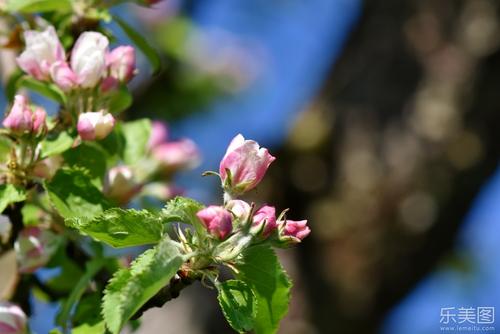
[16,26,65,81]
[71,32,109,88]
[152,139,200,171]
[252,205,277,237]
[77,111,115,141]
[279,220,310,243]
[14,227,60,273]
[196,206,233,240]
[0,215,12,244]
[148,121,169,150]
[106,46,136,83]
[32,107,47,136]
[226,199,251,223]
[219,134,275,195]
[2,95,33,134]
[104,166,141,205]
[50,61,77,91]
[0,302,27,334]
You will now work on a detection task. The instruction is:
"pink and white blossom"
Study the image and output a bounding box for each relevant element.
[32,107,47,136]
[104,166,141,205]
[152,138,200,171]
[2,96,32,134]
[148,121,169,150]
[50,61,78,91]
[16,26,65,81]
[196,206,233,240]
[0,302,27,334]
[14,227,60,273]
[226,199,251,223]
[77,110,115,141]
[106,45,136,83]
[219,134,275,195]
[71,32,109,88]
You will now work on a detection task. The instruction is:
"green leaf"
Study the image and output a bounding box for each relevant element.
[57,258,105,330]
[40,131,74,158]
[6,0,71,13]
[17,76,66,104]
[72,321,105,334]
[162,196,205,237]
[65,208,164,248]
[217,280,258,333]
[45,168,112,219]
[236,245,292,334]
[63,142,108,187]
[102,238,184,334]
[113,15,161,73]
[162,196,204,225]
[0,184,26,213]
[120,119,151,164]
[107,84,133,115]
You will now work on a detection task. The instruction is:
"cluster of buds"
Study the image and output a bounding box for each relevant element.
[2,95,47,137]
[195,134,310,256]
[16,26,137,142]
[17,26,136,92]
[0,302,27,334]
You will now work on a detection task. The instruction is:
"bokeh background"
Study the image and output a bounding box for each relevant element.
[9,0,500,333]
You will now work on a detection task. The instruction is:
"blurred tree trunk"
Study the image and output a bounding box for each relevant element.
[266,0,500,333]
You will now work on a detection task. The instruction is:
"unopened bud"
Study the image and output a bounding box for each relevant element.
[15,227,60,273]
[196,206,233,240]
[219,134,275,195]
[106,46,136,83]
[252,205,277,238]
[2,96,32,134]
[104,166,141,205]
[77,111,115,141]
[0,302,27,334]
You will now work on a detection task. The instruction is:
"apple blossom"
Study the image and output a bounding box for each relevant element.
[16,26,65,81]
[152,138,200,171]
[2,96,33,134]
[226,199,251,223]
[252,205,277,237]
[32,107,47,136]
[279,220,310,243]
[14,227,60,273]
[104,166,142,205]
[0,302,27,334]
[219,134,275,195]
[50,61,78,91]
[196,206,233,240]
[71,32,109,88]
[148,121,169,150]
[107,46,136,83]
[77,110,115,141]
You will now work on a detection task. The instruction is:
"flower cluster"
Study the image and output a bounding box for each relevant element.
[17,26,136,92]
[196,134,310,250]
[17,26,137,142]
